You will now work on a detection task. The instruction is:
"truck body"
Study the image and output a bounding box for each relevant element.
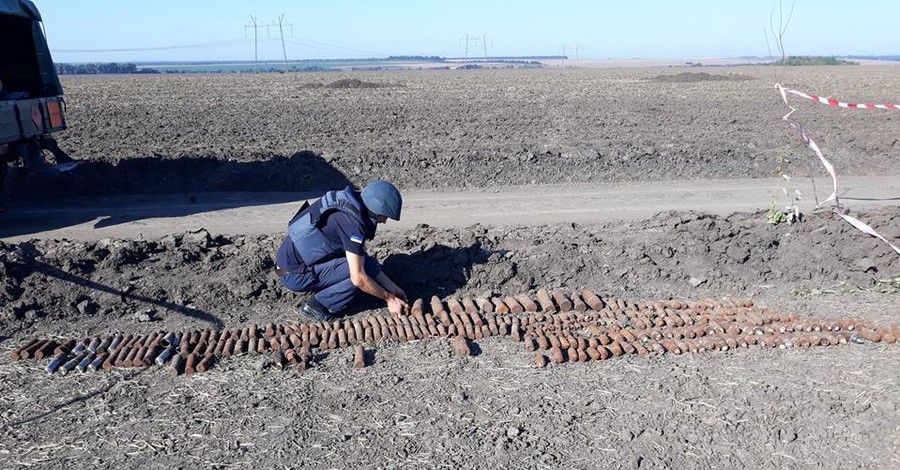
[0,0,67,147]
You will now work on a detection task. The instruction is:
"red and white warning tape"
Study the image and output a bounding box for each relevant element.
[777,85,899,110]
[833,210,900,256]
[775,84,838,206]
[775,82,899,257]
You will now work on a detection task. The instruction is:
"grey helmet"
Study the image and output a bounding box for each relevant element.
[361,180,402,220]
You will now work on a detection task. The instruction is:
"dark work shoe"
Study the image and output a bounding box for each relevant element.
[300,301,333,322]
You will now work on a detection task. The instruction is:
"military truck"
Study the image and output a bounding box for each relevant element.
[0,0,67,147]
[1,0,74,208]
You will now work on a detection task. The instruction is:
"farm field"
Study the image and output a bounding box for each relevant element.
[1,66,899,468]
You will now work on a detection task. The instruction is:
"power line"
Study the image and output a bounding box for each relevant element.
[53,38,250,53]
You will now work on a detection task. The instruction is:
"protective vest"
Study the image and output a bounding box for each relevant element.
[287,187,374,266]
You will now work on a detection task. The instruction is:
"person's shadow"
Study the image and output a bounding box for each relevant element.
[343,242,494,314]
[1,150,352,239]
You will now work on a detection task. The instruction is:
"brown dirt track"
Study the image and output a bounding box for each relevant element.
[1,66,899,469]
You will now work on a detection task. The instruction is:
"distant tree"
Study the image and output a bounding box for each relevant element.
[773,56,857,66]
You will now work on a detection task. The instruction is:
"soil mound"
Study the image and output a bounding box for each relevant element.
[325,78,383,89]
[2,208,896,335]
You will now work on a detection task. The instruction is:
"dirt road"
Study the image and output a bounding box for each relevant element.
[3,176,898,242]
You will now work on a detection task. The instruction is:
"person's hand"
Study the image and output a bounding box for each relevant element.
[393,288,408,302]
[387,296,408,318]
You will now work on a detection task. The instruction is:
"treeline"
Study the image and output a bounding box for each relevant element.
[773,56,858,66]
[55,63,160,74]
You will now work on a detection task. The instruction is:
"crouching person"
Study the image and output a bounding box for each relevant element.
[276,180,409,321]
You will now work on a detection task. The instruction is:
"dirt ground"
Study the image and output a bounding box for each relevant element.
[1,66,899,469]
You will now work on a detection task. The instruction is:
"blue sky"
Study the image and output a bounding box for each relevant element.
[34,1,899,63]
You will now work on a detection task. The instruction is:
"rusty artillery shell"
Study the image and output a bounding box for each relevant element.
[452,336,471,357]
[474,296,494,314]
[586,345,601,360]
[535,334,550,350]
[883,333,897,344]
[142,345,162,366]
[60,352,88,375]
[550,346,565,363]
[353,344,366,368]
[646,339,665,355]
[460,297,477,315]
[431,296,448,320]
[550,291,572,312]
[409,298,424,317]
[576,348,589,362]
[581,289,604,311]
[620,329,637,343]
[535,353,549,367]
[570,292,587,312]
[34,340,60,360]
[46,352,67,374]
[447,297,464,315]
[633,342,650,357]
[88,353,109,372]
[608,341,624,357]
[596,346,611,360]
[196,354,215,373]
[661,340,681,355]
[279,335,292,351]
[265,323,276,337]
[168,354,185,376]
[535,289,556,313]
[503,296,524,314]
[546,333,562,349]
[54,339,77,356]
[122,343,140,367]
[491,297,510,314]
[596,333,611,346]
[620,341,636,355]
[19,339,47,360]
[198,329,210,345]
[486,314,499,336]
[184,353,198,375]
[513,294,538,313]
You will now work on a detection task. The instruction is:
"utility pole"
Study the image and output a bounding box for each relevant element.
[276,13,291,71]
[245,15,258,73]
[459,34,483,59]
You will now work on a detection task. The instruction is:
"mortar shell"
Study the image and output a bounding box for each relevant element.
[452,336,471,357]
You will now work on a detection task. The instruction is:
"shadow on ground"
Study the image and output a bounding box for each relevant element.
[0,151,351,239]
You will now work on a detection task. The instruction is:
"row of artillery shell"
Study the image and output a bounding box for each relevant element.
[532,327,882,367]
[12,294,899,375]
